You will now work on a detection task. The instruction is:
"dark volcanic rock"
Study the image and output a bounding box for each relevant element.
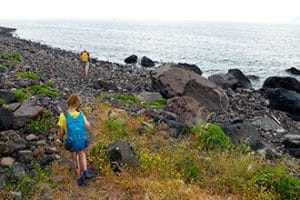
[208,73,239,89]
[141,56,154,67]
[286,67,300,75]
[124,55,138,64]
[93,80,118,91]
[151,63,229,111]
[0,91,16,103]
[263,76,300,93]
[106,141,139,171]
[177,63,202,75]
[0,108,13,131]
[221,120,265,150]
[283,134,300,158]
[264,88,300,116]
[228,69,251,88]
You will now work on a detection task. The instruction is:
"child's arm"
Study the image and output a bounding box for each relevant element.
[84,118,91,133]
[58,126,65,141]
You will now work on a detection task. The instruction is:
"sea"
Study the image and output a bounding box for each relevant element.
[1,20,300,88]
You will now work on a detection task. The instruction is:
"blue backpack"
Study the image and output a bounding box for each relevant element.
[64,112,89,152]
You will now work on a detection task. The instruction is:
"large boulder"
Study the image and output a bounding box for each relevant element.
[286,67,300,75]
[141,56,154,67]
[177,63,202,76]
[264,88,300,116]
[124,55,138,64]
[165,96,208,126]
[228,69,251,88]
[13,100,43,129]
[0,91,16,104]
[151,63,229,111]
[283,134,300,158]
[208,73,239,89]
[221,120,265,150]
[0,108,13,131]
[93,80,118,91]
[263,76,300,93]
[106,141,139,171]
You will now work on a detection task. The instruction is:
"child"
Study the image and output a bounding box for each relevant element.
[57,94,91,186]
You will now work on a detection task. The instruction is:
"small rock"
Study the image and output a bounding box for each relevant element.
[50,175,64,183]
[11,163,26,179]
[45,147,59,154]
[37,140,47,145]
[26,133,37,141]
[0,157,15,167]
[0,174,8,188]
[10,191,22,200]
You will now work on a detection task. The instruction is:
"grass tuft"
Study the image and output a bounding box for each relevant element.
[27,110,56,132]
[17,72,40,80]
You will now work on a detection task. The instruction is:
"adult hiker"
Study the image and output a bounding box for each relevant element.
[57,94,91,186]
[79,50,92,76]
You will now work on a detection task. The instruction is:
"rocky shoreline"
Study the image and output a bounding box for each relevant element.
[0,26,300,190]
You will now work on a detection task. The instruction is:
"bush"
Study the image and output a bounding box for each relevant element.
[17,72,40,80]
[12,89,28,102]
[0,98,7,106]
[27,110,56,132]
[252,166,300,200]
[191,123,233,150]
[177,159,201,183]
[103,119,126,138]
[0,52,21,64]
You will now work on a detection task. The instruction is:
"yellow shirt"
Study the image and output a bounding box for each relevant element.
[57,111,86,134]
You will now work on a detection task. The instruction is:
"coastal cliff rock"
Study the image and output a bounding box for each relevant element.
[151,63,229,111]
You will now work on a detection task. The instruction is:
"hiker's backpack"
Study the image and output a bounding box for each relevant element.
[64,112,89,152]
[80,52,89,62]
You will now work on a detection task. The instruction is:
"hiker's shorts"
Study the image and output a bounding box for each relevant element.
[80,61,89,70]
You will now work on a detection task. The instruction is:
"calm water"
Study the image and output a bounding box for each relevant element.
[1,20,300,87]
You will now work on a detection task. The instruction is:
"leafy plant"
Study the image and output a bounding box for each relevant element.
[103,119,126,138]
[27,110,56,132]
[0,98,7,106]
[17,72,40,80]
[191,123,233,150]
[12,89,28,102]
[0,52,21,64]
[26,83,58,97]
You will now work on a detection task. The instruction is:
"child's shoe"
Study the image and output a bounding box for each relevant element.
[83,170,91,179]
[77,176,85,186]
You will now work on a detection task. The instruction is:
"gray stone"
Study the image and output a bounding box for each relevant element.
[10,191,22,200]
[0,174,8,188]
[0,130,20,155]
[25,133,37,141]
[228,69,251,88]
[45,147,59,154]
[0,91,16,103]
[0,157,15,167]
[137,91,162,102]
[11,163,26,179]
[50,175,64,183]
[208,73,239,89]
[3,102,21,112]
[0,108,13,131]
[13,100,43,129]
[252,116,283,132]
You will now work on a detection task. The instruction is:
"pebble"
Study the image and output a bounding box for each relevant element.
[26,133,37,141]
[0,157,15,167]
[50,175,64,183]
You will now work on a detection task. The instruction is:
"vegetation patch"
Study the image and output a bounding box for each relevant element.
[0,98,7,106]
[12,89,29,102]
[26,84,59,97]
[17,72,40,80]
[27,110,56,132]
[112,94,141,105]
[0,52,22,65]
[103,119,127,138]
[190,123,233,150]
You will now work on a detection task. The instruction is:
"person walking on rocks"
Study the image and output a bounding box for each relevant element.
[80,50,92,76]
[57,94,91,186]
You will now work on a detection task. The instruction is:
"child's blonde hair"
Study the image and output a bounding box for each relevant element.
[67,94,81,108]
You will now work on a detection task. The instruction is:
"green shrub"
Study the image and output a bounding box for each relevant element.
[112,94,141,105]
[0,52,21,64]
[17,72,40,80]
[0,63,6,71]
[0,98,7,106]
[89,142,108,173]
[103,119,126,138]
[252,166,300,200]
[26,84,59,97]
[191,123,233,150]
[12,89,28,102]
[143,98,167,109]
[27,110,56,132]
[177,159,201,183]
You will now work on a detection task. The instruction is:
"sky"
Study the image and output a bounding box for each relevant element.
[1,0,299,24]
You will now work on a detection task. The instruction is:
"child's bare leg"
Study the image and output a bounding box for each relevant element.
[72,152,81,178]
[79,151,88,171]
